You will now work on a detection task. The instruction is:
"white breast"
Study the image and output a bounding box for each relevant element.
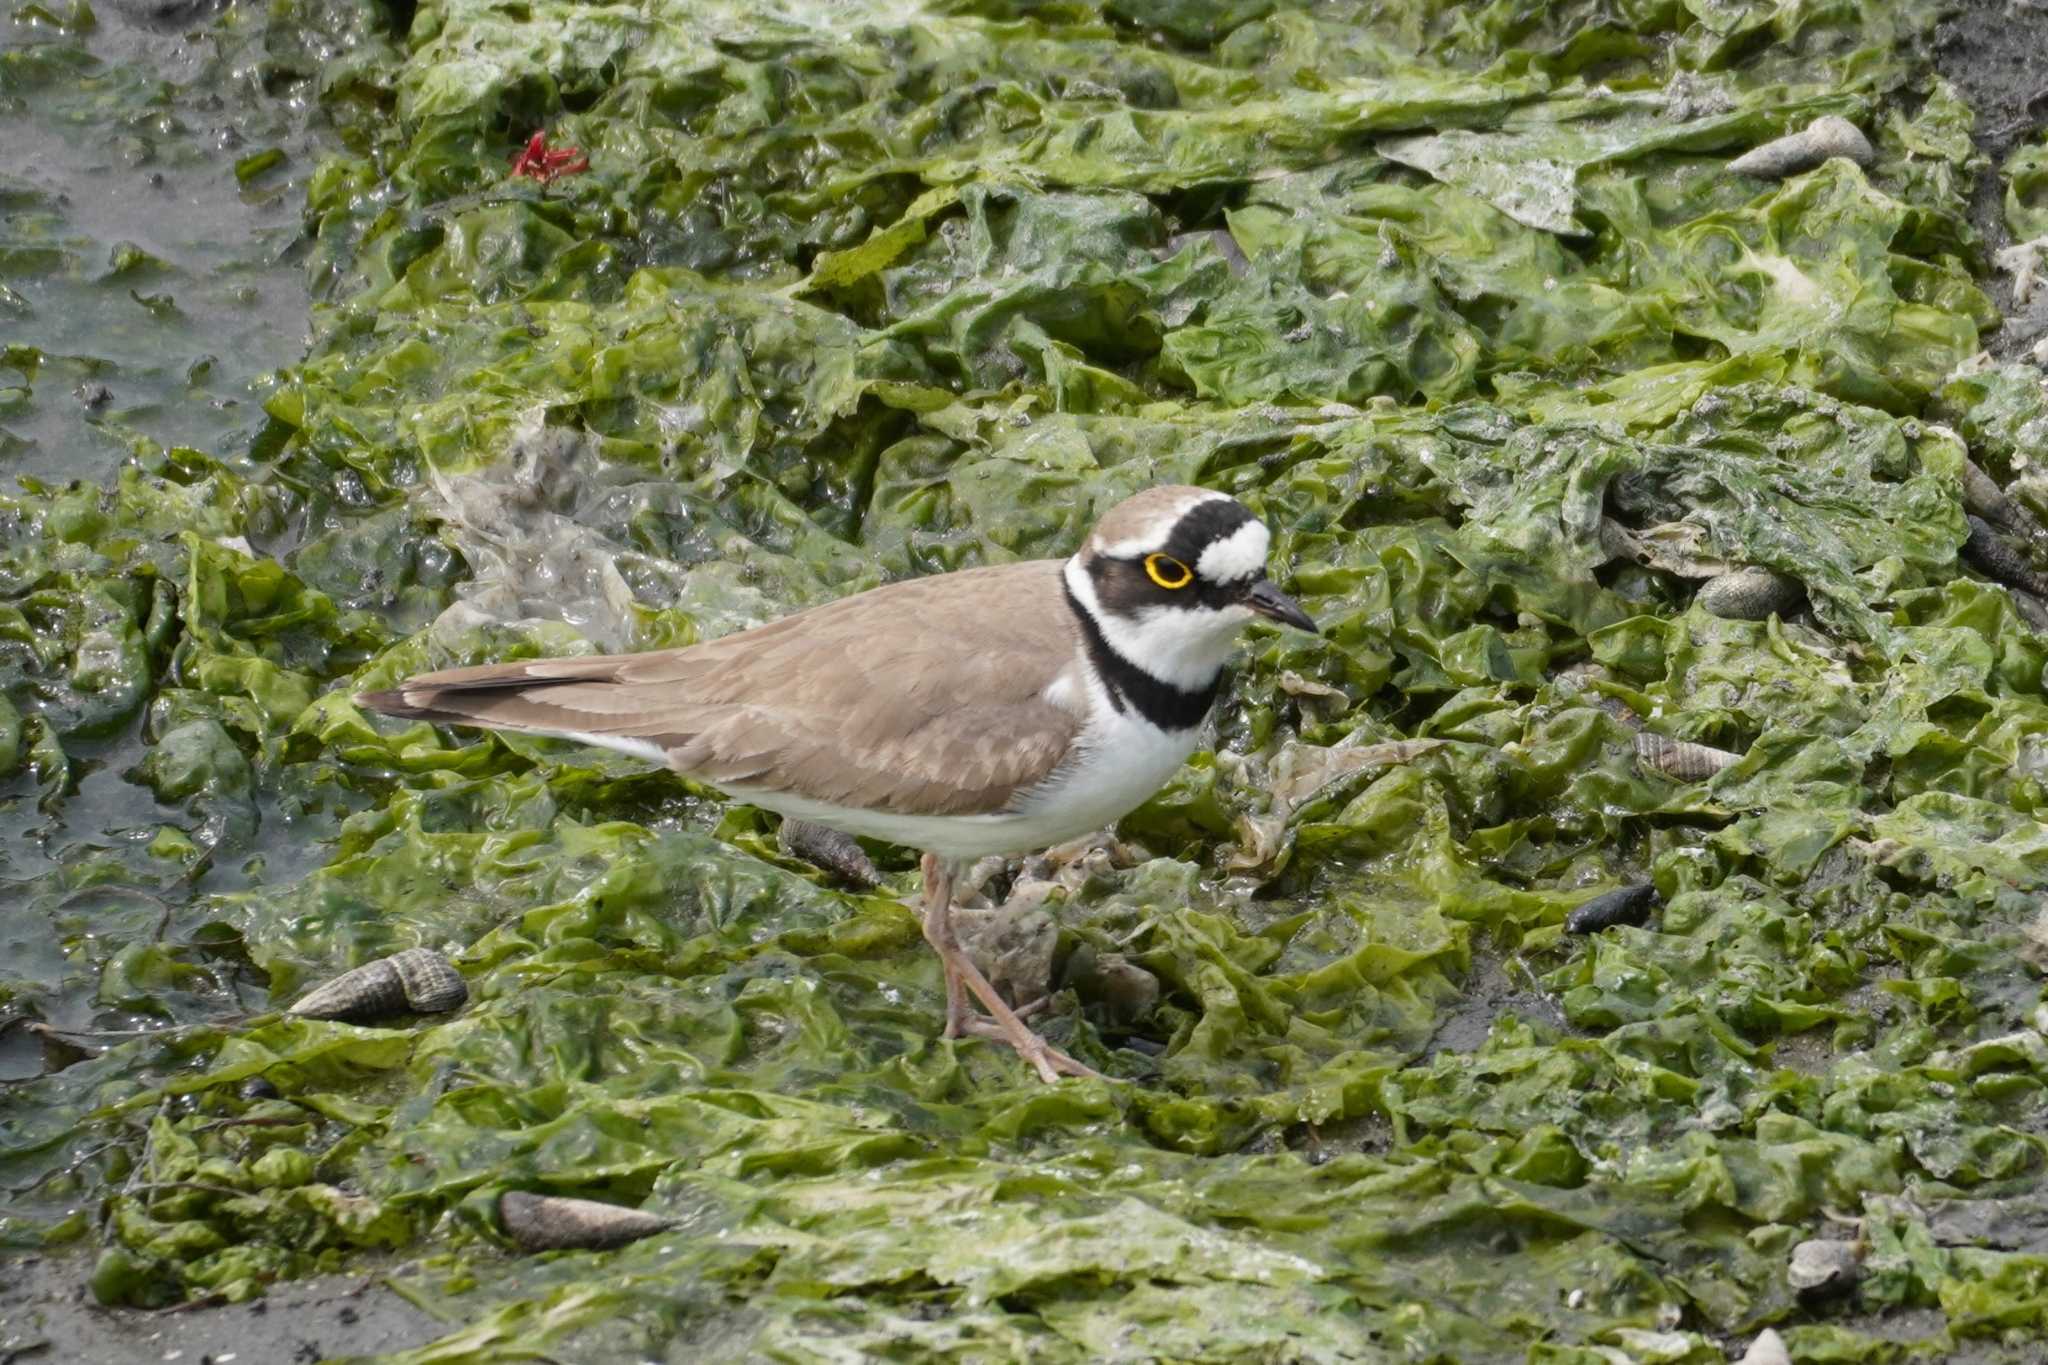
[1004,672,1200,838]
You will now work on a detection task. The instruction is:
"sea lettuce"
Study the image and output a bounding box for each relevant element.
[8,0,2048,1357]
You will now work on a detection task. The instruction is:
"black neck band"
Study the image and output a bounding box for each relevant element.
[1062,579,1222,732]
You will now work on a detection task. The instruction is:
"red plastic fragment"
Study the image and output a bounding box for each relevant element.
[509,131,589,185]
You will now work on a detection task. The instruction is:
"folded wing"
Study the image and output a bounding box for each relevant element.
[356,561,1087,817]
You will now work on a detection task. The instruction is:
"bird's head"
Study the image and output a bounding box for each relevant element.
[1063,486,1317,689]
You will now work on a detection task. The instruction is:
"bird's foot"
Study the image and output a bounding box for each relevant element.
[922,852,1100,1083]
[959,1015,1104,1083]
[941,980,1054,1048]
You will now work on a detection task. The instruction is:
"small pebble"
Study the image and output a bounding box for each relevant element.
[1697,567,1804,621]
[1739,1329,1791,1365]
[1565,883,1659,934]
[1084,953,1161,1020]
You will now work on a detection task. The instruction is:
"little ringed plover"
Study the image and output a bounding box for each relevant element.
[357,484,1317,1082]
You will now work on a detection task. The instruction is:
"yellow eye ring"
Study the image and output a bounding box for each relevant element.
[1144,553,1194,590]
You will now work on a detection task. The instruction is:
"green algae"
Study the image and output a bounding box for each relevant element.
[7,0,2048,1359]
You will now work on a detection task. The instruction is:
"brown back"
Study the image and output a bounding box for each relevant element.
[359,560,1088,817]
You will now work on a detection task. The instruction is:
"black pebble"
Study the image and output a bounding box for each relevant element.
[1565,883,1659,934]
[239,1077,280,1100]
[1963,515,2048,598]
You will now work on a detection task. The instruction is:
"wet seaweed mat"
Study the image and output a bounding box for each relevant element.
[8,0,2048,1359]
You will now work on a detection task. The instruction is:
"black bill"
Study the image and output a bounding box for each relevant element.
[1244,578,1319,633]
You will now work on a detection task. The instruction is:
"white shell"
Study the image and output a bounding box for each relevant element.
[1634,733,1741,781]
[1787,1238,1862,1296]
[1740,1327,1792,1365]
[1729,116,1873,178]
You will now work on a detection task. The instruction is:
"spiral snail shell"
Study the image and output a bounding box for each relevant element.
[288,948,468,1021]
[779,818,881,888]
[499,1192,673,1252]
[1634,733,1740,781]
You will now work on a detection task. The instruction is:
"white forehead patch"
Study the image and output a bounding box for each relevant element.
[1197,519,1269,583]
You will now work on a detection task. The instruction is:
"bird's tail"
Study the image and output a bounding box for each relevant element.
[354,655,675,766]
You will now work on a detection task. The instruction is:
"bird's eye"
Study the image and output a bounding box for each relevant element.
[1144,553,1194,590]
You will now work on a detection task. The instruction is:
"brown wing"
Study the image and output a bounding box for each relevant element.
[356,560,1087,817]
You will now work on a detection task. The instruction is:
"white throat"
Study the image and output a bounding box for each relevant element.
[1062,557,1253,693]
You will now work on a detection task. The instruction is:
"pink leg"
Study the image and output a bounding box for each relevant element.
[918,854,1102,1083]
[921,854,970,1039]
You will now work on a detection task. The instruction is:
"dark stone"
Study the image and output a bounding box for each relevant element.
[1565,883,1659,934]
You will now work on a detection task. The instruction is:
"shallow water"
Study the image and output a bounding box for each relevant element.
[2,0,317,484]
[1,0,342,1033]
[8,0,2048,1359]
